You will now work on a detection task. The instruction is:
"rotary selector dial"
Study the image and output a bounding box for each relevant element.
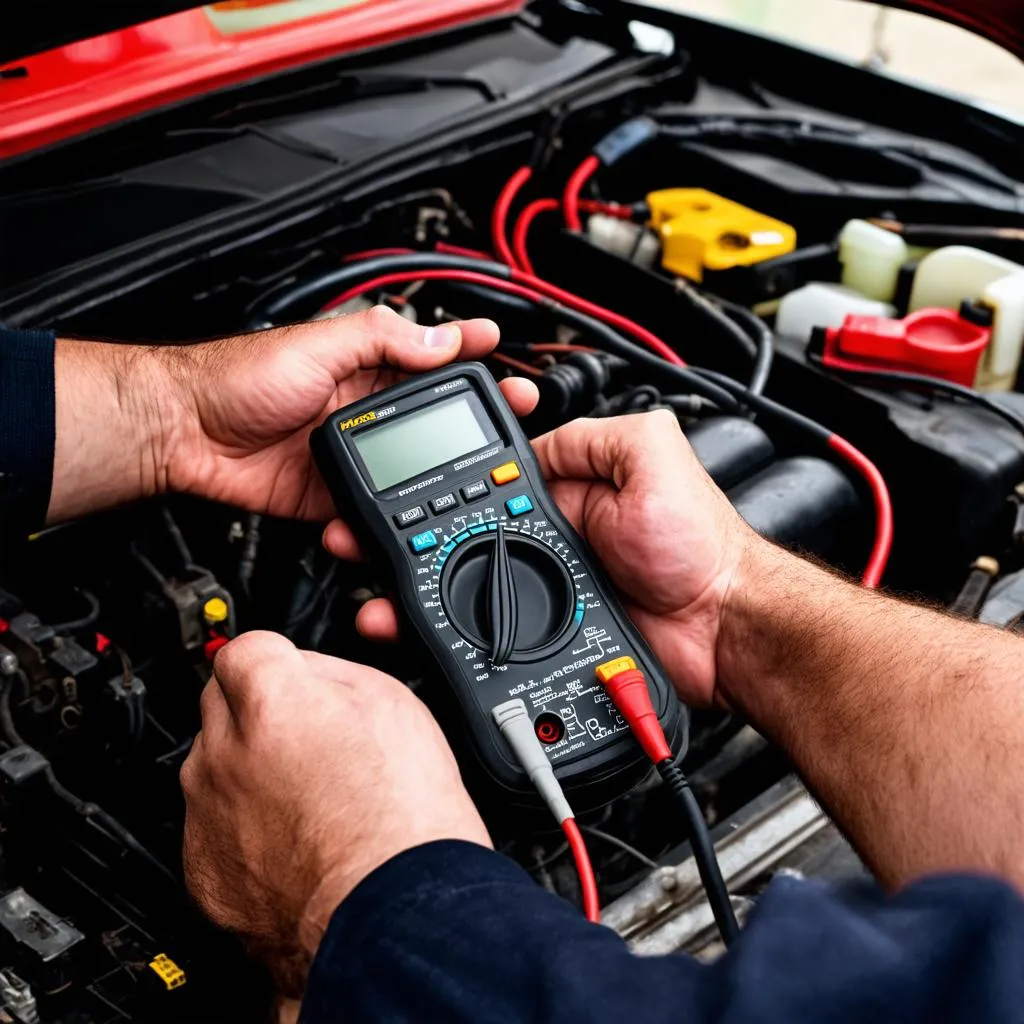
[412,510,588,667]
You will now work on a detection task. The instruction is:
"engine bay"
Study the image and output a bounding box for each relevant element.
[1,3,1023,1020]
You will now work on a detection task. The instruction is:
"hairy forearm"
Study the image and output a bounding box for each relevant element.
[717,542,1024,890]
[49,340,192,522]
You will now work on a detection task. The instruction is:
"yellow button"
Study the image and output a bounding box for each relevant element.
[202,597,229,625]
[149,953,187,991]
[490,461,521,486]
[596,656,637,684]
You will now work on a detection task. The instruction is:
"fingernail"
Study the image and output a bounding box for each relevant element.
[422,324,460,349]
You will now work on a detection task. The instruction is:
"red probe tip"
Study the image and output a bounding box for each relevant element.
[600,668,672,764]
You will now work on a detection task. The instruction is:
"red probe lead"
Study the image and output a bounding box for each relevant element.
[562,818,601,922]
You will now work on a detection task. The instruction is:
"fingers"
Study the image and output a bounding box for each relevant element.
[498,376,539,418]
[532,409,683,488]
[322,518,363,561]
[356,598,401,642]
[211,631,303,722]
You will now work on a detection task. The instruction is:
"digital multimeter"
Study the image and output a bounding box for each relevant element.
[311,363,686,804]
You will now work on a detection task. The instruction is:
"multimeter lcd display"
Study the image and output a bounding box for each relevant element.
[352,394,490,491]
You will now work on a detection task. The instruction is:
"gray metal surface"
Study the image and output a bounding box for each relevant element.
[603,781,835,955]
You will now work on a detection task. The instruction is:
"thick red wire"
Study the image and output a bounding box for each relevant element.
[512,197,632,274]
[512,198,559,274]
[827,434,894,588]
[492,165,532,268]
[562,818,601,923]
[563,154,601,232]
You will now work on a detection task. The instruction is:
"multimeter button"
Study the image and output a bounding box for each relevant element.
[461,479,490,503]
[408,530,439,553]
[490,461,521,486]
[429,492,458,515]
[505,494,534,517]
[393,505,427,529]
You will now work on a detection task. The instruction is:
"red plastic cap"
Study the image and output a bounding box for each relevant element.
[204,635,229,661]
[599,668,673,764]
[822,307,990,387]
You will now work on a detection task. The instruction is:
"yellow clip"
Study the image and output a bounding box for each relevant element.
[646,189,796,282]
[202,597,229,625]
[595,656,637,684]
[149,953,187,991]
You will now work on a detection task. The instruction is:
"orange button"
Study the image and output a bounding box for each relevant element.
[490,461,521,486]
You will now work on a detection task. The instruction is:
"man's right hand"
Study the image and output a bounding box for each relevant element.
[344,410,755,707]
[181,632,490,994]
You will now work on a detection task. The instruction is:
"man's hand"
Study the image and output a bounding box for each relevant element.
[181,630,489,994]
[342,410,752,706]
[49,307,537,522]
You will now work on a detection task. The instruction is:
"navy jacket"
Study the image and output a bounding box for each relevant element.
[301,840,1024,1023]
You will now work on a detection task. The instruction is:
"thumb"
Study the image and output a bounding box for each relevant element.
[301,305,501,377]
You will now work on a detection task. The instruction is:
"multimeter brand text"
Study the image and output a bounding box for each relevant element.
[336,411,377,431]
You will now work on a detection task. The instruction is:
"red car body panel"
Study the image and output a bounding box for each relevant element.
[0,1,525,159]
[0,1,1019,160]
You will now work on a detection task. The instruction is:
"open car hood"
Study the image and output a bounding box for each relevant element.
[2,0,1022,64]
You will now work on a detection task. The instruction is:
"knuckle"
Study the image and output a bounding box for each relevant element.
[364,303,401,333]
[214,630,291,677]
[179,747,201,797]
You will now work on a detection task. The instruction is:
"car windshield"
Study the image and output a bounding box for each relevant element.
[641,0,1024,117]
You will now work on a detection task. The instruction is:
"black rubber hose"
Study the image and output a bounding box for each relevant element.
[247,252,498,327]
[719,300,774,397]
[657,759,741,946]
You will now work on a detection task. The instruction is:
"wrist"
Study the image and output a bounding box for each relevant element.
[49,340,193,521]
[714,537,801,714]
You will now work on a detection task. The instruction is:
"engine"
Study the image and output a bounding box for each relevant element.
[1,5,1022,1019]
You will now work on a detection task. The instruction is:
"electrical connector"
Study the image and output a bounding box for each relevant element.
[492,699,572,823]
[595,659,672,763]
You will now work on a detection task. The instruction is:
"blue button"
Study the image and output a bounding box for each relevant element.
[409,530,439,553]
[505,494,534,517]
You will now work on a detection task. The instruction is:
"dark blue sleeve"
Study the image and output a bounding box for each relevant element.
[300,840,1024,1024]
[0,327,56,541]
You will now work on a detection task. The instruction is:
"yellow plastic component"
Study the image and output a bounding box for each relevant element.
[646,189,796,282]
[202,597,229,625]
[149,954,187,991]
[595,656,637,684]
[490,461,521,486]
